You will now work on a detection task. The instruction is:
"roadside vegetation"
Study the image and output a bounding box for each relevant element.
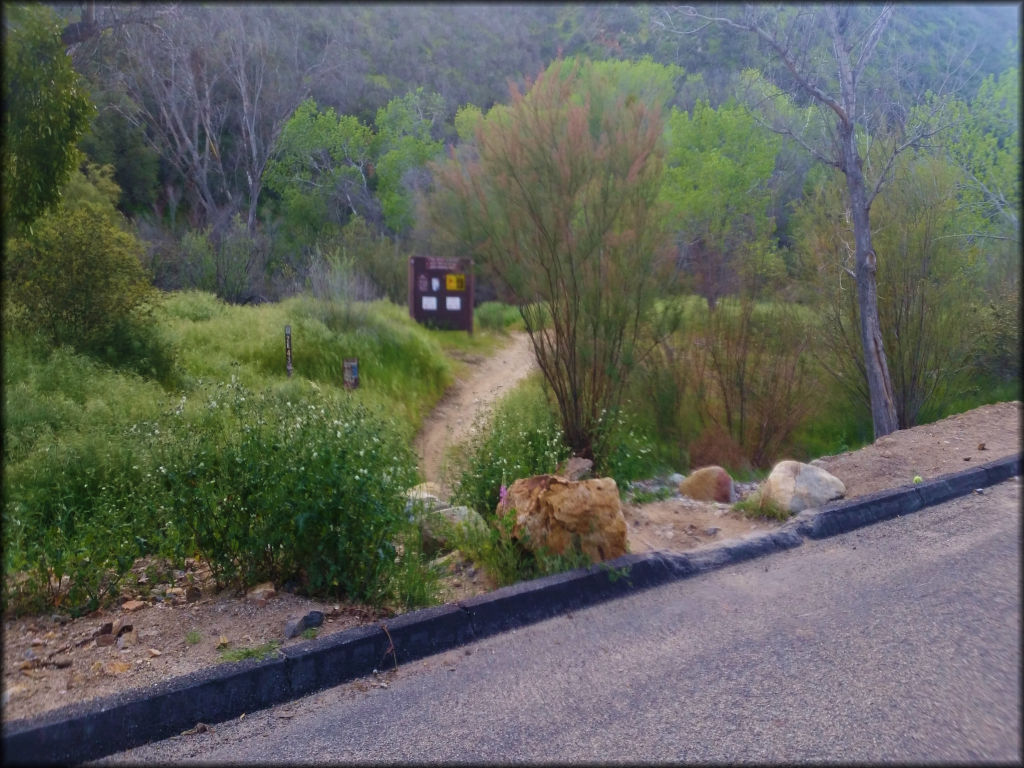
[3,5,1018,620]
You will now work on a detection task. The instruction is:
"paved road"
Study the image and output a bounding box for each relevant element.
[98,478,1020,764]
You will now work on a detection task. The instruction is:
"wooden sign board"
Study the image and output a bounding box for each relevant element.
[408,256,474,333]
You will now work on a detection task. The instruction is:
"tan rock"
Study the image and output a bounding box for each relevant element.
[761,460,846,513]
[678,466,735,503]
[147,648,162,657]
[245,582,276,601]
[499,475,627,563]
[116,629,138,649]
[121,600,147,613]
[555,456,594,481]
[95,634,117,648]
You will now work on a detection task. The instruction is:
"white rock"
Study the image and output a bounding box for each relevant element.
[761,460,846,514]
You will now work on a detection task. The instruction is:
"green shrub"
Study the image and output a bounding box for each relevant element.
[145,379,419,604]
[474,302,522,333]
[83,310,178,387]
[593,403,663,487]
[4,202,155,349]
[450,503,592,588]
[733,492,790,522]
[451,379,569,519]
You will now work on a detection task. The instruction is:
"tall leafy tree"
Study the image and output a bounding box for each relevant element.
[262,98,377,252]
[661,99,782,308]
[372,88,445,235]
[662,3,971,439]
[427,58,675,462]
[2,4,94,231]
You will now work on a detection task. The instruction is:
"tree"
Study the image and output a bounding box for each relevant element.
[373,88,445,235]
[2,4,94,231]
[793,150,981,428]
[665,3,968,439]
[426,58,675,462]
[660,99,782,309]
[262,98,378,253]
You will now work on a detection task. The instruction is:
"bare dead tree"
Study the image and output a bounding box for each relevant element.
[655,3,973,439]
[219,6,342,233]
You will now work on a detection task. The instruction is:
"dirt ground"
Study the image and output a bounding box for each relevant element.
[413,331,538,497]
[2,331,1019,723]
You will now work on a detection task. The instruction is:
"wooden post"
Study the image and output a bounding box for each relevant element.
[284,325,293,378]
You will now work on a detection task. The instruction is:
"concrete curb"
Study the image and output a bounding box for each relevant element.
[3,454,1019,765]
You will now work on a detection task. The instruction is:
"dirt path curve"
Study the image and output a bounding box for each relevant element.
[414,331,537,497]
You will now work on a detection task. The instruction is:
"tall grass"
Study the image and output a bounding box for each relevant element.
[2,291,487,616]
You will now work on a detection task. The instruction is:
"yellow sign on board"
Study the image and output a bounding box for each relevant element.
[446,273,466,291]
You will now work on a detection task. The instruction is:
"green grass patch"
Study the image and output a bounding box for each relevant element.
[474,301,524,333]
[218,640,281,663]
[733,492,790,522]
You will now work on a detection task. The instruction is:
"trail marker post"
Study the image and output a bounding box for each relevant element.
[284,325,293,378]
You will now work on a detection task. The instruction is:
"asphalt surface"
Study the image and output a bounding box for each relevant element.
[95,477,1021,764]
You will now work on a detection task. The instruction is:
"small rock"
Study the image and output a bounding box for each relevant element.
[22,649,36,661]
[50,614,70,625]
[978,442,986,450]
[54,658,72,669]
[216,635,230,649]
[284,610,325,639]
[253,598,268,609]
[2,684,28,705]
[147,648,162,657]
[30,637,44,647]
[679,466,735,503]
[166,587,185,598]
[975,488,985,495]
[556,456,594,481]
[116,629,138,649]
[95,634,117,647]
[115,622,134,638]
[704,527,721,537]
[245,582,276,602]
[667,473,686,487]
[121,600,147,613]
[95,622,114,637]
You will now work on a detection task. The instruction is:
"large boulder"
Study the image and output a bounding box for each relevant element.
[678,465,735,503]
[761,460,845,513]
[499,475,626,563]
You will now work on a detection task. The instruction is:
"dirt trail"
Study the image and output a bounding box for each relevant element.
[413,331,537,497]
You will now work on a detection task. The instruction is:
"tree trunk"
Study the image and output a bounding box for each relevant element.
[841,125,899,438]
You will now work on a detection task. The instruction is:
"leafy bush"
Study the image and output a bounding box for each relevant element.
[474,302,522,333]
[4,202,155,349]
[141,379,419,603]
[3,429,151,615]
[593,403,663,487]
[451,379,569,519]
[83,311,178,387]
[450,502,592,588]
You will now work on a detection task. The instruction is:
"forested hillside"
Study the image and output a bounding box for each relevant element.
[13,2,1017,301]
